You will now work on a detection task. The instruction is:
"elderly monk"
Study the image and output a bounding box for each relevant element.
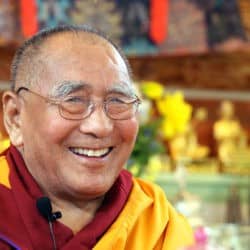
[0,25,194,250]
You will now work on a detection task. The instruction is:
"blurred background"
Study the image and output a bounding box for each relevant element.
[0,1,249,248]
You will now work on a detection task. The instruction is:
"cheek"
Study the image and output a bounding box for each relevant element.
[39,115,77,143]
[118,118,139,144]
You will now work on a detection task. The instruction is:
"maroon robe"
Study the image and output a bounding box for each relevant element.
[0,145,133,250]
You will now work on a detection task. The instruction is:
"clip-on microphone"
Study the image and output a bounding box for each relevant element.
[36,197,62,250]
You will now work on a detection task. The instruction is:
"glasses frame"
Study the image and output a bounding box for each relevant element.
[16,86,141,121]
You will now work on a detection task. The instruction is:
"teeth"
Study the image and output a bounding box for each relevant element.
[71,147,110,157]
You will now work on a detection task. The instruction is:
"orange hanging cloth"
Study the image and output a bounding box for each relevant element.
[149,0,169,44]
[20,0,38,37]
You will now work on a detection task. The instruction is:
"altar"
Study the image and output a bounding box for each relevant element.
[156,172,250,224]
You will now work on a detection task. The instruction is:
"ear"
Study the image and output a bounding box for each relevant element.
[2,91,23,147]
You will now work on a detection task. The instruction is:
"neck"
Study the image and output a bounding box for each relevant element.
[49,195,104,234]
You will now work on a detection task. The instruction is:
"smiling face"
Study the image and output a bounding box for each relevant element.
[14,33,139,200]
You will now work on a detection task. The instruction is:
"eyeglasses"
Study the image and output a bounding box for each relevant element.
[16,87,141,121]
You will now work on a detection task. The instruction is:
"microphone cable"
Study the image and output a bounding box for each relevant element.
[48,220,57,250]
[36,197,62,250]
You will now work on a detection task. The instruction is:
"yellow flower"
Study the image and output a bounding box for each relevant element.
[156,92,192,139]
[141,81,164,100]
[161,117,176,139]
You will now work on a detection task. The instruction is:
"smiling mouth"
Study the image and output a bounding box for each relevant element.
[69,147,113,158]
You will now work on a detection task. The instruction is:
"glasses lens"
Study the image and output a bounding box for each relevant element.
[106,100,139,120]
[59,97,91,120]
[59,96,140,120]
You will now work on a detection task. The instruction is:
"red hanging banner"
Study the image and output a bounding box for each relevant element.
[149,0,169,44]
[20,0,38,38]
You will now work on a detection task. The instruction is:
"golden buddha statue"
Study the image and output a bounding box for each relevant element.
[169,107,210,165]
[213,100,244,167]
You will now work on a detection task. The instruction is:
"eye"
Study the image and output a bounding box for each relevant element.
[61,96,90,114]
[107,96,135,104]
[108,97,125,104]
[64,96,87,103]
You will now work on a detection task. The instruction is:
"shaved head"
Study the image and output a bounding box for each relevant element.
[11,25,132,91]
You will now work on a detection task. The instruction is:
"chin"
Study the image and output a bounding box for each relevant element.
[70,181,111,199]
[89,181,112,196]
[65,170,119,198]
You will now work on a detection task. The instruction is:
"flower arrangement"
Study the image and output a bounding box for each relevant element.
[127,81,192,179]
[141,81,192,140]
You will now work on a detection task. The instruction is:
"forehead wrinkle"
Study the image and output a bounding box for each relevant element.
[50,81,91,98]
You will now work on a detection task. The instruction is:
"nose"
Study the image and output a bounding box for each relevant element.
[78,104,114,138]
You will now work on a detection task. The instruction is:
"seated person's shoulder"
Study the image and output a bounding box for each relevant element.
[129,178,194,248]
[133,177,167,202]
[132,177,192,224]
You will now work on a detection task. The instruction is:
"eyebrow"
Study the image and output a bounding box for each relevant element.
[107,82,136,97]
[50,80,136,98]
[50,81,90,98]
